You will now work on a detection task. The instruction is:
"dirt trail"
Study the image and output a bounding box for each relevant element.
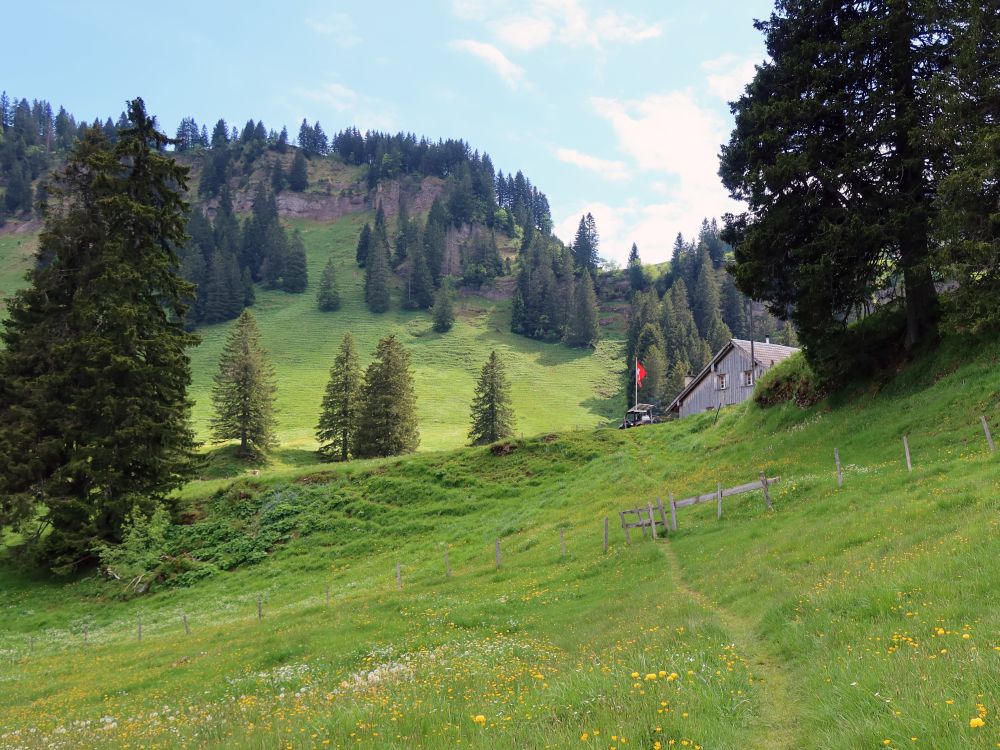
[659,538,801,750]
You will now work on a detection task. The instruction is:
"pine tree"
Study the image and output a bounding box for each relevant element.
[270,159,286,193]
[288,150,308,192]
[316,255,341,311]
[627,242,647,295]
[316,333,361,460]
[468,350,515,445]
[636,324,667,405]
[354,335,419,458]
[572,212,600,272]
[282,230,308,293]
[365,207,392,313]
[432,280,455,332]
[565,272,599,347]
[355,223,371,267]
[0,102,198,569]
[209,310,277,459]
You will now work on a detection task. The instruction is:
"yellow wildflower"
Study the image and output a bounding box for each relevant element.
[969,717,985,729]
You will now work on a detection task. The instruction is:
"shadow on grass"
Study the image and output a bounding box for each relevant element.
[194,445,322,481]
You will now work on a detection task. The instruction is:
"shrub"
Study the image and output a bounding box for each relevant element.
[754,353,827,408]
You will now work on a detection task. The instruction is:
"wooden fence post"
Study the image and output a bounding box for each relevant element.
[137,615,142,642]
[603,516,609,553]
[669,491,677,531]
[257,595,263,621]
[396,562,402,589]
[759,472,772,510]
[647,502,658,540]
[495,539,502,569]
[716,482,723,519]
[183,614,190,635]
[903,435,912,472]
[559,528,567,558]
[325,586,331,606]
[619,511,631,545]
[444,548,452,578]
[656,497,668,533]
[28,636,34,655]
[83,624,88,646]
[982,416,995,453]
[834,448,843,487]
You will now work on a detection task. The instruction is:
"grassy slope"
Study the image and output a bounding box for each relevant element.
[1,337,997,749]
[0,230,37,319]
[0,214,624,454]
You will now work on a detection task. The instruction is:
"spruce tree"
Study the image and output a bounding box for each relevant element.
[355,223,371,267]
[316,255,341,311]
[432,280,455,332]
[288,150,308,191]
[635,324,667,405]
[468,350,515,445]
[627,242,647,294]
[354,335,419,458]
[0,101,198,569]
[405,242,435,310]
[365,207,392,313]
[316,333,361,461]
[282,230,308,293]
[565,272,599,347]
[209,310,277,459]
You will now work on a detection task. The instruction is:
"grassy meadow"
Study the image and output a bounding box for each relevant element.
[1,336,997,749]
[0,229,37,319]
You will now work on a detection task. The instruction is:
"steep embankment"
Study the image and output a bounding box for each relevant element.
[1,337,997,749]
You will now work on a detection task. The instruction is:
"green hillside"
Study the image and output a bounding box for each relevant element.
[2,336,997,749]
[0,230,37,319]
[187,215,623,453]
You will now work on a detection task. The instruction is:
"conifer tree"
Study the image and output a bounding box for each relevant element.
[627,242,647,294]
[432,280,455,332]
[288,150,308,191]
[365,207,392,313]
[316,332,361,461]
[404,242,435,310]
[635,324,668,405]
[565,272,599,347]
[354,335,419,458]
[282,230,308,293]
[468,350,515,445]
[0,101,198,569]
[316,255,341,311]
[355,223,371,267]
[572,213,600,272]
[210,310,277,459]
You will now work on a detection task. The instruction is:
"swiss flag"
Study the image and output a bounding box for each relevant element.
[636,360,646,388]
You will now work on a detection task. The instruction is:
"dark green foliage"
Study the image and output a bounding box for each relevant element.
[316,255,341,311]
[355,223,371,268]
[316,333,361,461]
[270,159,286,193]
[364,205,392,313]
[0,101,198,570]
[461,228,503,287]
[288,150,308,192]
[354,335,419,458]
[404,241,435,310]
[720,0,954,372]
[627,243,647,295]
[432,281,455,332]
[571,212,599,272]
[468,350,515,445]
[511,229,575,341]
[210,310,277,459]
[281,230,308,293]
[565,273,599,347]
[753,353,826,408]
[423,196,448,283]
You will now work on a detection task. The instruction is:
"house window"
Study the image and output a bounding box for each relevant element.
[716,373,727,390]
[743,369,754,386]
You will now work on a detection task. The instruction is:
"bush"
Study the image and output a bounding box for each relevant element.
[754,353,827,408]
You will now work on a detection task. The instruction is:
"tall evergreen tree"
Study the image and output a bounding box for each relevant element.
[355,223,371,268]
[288,150,308,191]
[354,335,419,458]
[571,212,600,272]
[316,332,361,461]
[0,101,198,569]
[209,310,277,459]
[468,350,515,445]
[565,272,600,347]
[404,241,435,310]
[316,255,341,311]
[282,230,308,293]
[627,242,647,295]
[720,0,953,370]
[365,206,392,312]
[635,324,668,406]
[432,280,455,332]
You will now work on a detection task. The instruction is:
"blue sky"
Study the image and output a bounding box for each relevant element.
[4,0,775,263]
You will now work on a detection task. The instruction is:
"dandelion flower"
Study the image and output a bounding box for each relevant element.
[969,717,985,729]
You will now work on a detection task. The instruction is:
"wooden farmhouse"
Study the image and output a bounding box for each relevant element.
[666,339,800,419]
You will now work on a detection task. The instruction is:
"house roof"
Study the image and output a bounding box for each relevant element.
[666,339,800,413]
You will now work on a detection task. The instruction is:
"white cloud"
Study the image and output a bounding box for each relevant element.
[553,147,631,182]
[549,89,743,264]
[305,12,361,48]
[492,15,554,51]
[449,39,526,90]
[297,81,396,132]
[701,53,760,102]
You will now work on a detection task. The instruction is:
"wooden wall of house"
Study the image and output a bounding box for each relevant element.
[678,346,758,417]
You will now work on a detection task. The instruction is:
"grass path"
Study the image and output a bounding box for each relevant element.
[659,536,801,749]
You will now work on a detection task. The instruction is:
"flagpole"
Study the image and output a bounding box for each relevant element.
[634,357,638,407]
